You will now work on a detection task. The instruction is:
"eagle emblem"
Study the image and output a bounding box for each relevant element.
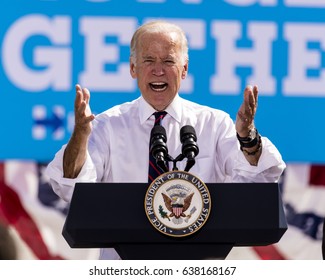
[161,184,195,224]
[144,171,211,237]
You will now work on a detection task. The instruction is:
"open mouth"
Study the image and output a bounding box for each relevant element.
[149,82,168,92]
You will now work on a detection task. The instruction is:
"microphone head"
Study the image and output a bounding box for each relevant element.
[150,125,168,161]
[180,125,199,158]
[180,125,197,142]
[151,125,167,140]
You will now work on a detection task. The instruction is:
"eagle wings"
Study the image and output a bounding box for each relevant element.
[161,192,194,218]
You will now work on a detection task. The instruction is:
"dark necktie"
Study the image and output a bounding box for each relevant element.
[148,111,168,183]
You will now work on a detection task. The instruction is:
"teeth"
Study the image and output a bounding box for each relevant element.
[150,82,167,92]
[153,88,165,92]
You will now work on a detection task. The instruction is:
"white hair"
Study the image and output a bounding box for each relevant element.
[130,20,189,64]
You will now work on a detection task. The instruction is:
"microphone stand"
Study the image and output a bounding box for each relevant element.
[166,153,194,172]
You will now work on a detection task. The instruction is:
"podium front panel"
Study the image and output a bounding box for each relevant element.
[63,182,287,248]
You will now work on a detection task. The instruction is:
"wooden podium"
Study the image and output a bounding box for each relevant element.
[62,182,287,260]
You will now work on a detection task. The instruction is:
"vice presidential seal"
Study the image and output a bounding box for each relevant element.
[144,171,211,237]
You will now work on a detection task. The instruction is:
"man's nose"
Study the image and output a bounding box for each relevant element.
[152,62,165,76]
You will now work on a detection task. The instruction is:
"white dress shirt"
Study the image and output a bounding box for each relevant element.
[45,94,285,259]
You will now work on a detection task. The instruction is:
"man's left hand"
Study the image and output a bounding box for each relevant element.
[236,85,258,137]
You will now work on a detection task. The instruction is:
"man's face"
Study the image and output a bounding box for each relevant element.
[130,31,188,111]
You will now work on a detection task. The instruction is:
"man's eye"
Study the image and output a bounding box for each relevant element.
[165,60,175,65]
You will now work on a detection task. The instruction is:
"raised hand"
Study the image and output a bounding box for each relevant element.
[74,84,95,137]
[63,84,95,178]
[236,85,258,137]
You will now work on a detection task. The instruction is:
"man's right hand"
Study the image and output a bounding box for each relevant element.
[63,84,95,178]
[74,84,95,137]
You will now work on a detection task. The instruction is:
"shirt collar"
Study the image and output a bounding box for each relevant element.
[138,94,182,125]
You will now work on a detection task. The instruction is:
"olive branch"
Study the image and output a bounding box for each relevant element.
[159,205,170,221]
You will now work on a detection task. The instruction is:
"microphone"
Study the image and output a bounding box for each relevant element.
[180,125,199,172]
[150,125,169,172]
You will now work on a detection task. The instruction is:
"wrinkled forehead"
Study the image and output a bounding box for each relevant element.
[137,31,182,54]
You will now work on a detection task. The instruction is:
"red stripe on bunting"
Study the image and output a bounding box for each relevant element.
[0,163,63,259]
[309,165,325,187]
[252,245,286,260]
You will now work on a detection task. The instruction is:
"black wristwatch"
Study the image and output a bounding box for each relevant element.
[236,128,259,148]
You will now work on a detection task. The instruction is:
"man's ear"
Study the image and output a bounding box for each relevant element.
[182,62,188,79]
[130,58,137,79]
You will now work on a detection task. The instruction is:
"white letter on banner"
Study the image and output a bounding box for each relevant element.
[2,15,71,91]
[144,18,206,94]
[210,21,276,95]
[176,19,205,93]
[79,17,137,92]
[285,0,325,7]
[224,0,277,6]
[283,23,325,96]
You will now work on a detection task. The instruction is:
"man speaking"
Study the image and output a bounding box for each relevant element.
[45,20,285,259]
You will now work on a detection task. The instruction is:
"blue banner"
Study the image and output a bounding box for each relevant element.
[2,0,325,162]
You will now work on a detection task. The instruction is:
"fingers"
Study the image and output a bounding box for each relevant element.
[82,87,91,104]
[75,84,90,107]
[74,84,95,127]
[244,85,258,117]
[253,85,258,104]
[75,84,82,110]
[244,85,257,107]
[236,85,259,135]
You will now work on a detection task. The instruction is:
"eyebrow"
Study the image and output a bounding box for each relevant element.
[142,55,176,60]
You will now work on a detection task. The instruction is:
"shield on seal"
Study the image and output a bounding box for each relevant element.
[162,190,194,219]
[172,205,183,217]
